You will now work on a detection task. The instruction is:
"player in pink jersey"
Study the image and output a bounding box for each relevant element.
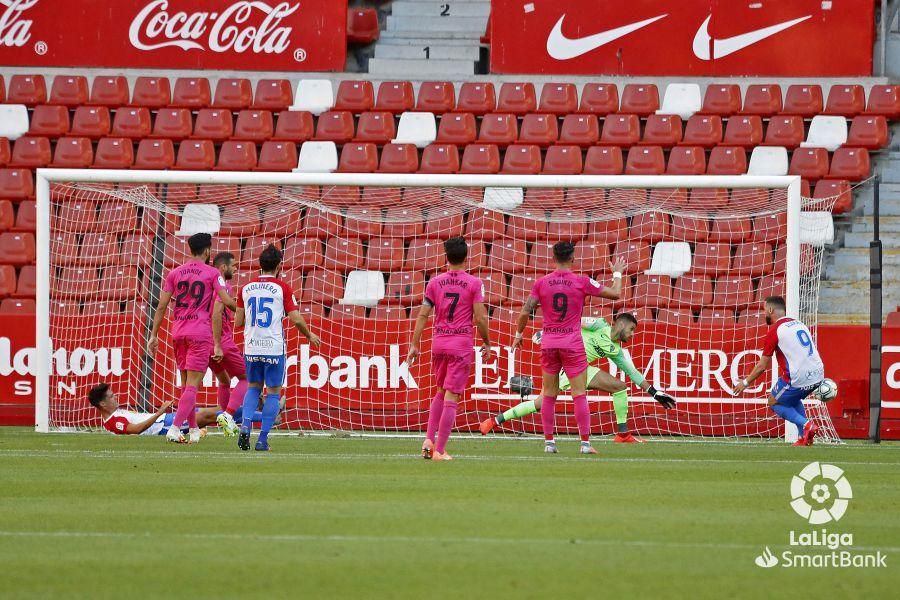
[510,241,626,455]
[209,251,247,436]
[147,233,237,444]
[407,237,493,461]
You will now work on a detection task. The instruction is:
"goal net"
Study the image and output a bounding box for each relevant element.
[35,171,841,443]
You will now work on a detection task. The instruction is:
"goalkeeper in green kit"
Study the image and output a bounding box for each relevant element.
[480,313,676,444]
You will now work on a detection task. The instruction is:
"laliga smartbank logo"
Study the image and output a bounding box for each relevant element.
[754,462,886,569]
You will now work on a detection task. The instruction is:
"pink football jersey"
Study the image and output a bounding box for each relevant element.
[219,281,235,343]
[424,270,485,352]
[530,270,605,349]
[162,260,225,340]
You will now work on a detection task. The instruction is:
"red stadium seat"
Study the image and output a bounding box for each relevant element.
[344,206,383,239]
[783,85,823,118]
[98,201,138,233]
[67,106,111,140]
[338,143,378,173]
[573,240,610,274]
[8,75,47,106]
[742,84,782,116]
[51,137,93,168]
[240,236,282,267]
[732,243,773,276]
[624,146,665,175]
[600,114,640,146]
[0,298,35,314]
[583,146,623,175]
[233,110,274,142]
[847,115,889,149]
[175,140,215,170]
[76,233,123,268]
[641,114,682,147]
[542,145,582,174]
[90,76,129,108]
[134,139,175,170]
[273,111,314,142]
[192,109,233,142]
[712,277,754,308]
[709,218,751,243]
[828,147,870,180]
[752,214,787,243]
[588,218,627,245]
[522,187,565,209]
[56,201,98,233]
[497,82,536,116]
[13,265,36,298]
[507,209,545,241]
[282,238,323,271]
[546,209,588,241]
[404,239,446,272]
[691,243,732,275]
[687,188,729,211]
[302,270,344,304]
[436,112,477,145]
[789,147,830,181]
[10,137,51,168]
[417,81,455,113]
[670,215,710,242]
[460,144,500,174]
[0,232,35,264]
[723,115,763,148]
[865,85,900,119]
[612,241,650,273]
[656,308,694,326]
[632,275,672,308]
[629,212,669,242]
[253,79,293,111]
[304,208,341,239]
[0,74,4,103]
[369,305,410,320]
[213,78,252,109]
[697,308,735,327]
[0,168,34,200]
[479,113,518,147]
[681,115,722,148]
[383,272,425,306]
[366,237,404,270]
[620,84,659,116]
[814,179,852,214]
[736,311,767,329]
[492,238,528,273]
[559,114,599,147]
[764,115,805,149]
[54,267,101,300]
[539,83,577,115]
[171,77,211,109]
[666,146,705,175]
[755,274,786,303]
[348,7,379,44]
[216,141,257,171]
[477,271,507,306]
[701,84,741,116]
[152,108,193,141]
[0,264,15,297]
[671,275,712,309]
[0,199,12,230]
[375,81,415,114]
[425,207,464,237]
[92,138,134,169]
[519,114,558,147]
[110,107,150,139]
[824,84,865,117]
[378,143,418,173]
[324,237,364,272]
[528,241,558,271]
[335,80,375,113]
[51,232,80,266]
[314,111,355,144]
[28,105,69,137]
[354,112,396,144]
[501,144,541,174]
[383,208,425,239]
[0,138,7,168]
[466,208,505,240]
[255,141,297,172]
[132,77,171,109]
[579,83,618,115]
[456,82,496,115]
[647,188,687,210]
[99,266,140,301]
[706,146,747,175]
[419,144,460,173]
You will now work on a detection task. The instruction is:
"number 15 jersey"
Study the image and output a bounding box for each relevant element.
[424,270,485,353]
[237,274,298,357]
[530,270,605,350]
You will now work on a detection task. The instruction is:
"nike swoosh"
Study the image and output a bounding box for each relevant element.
[546,14,668,60]
[692,14,811,60]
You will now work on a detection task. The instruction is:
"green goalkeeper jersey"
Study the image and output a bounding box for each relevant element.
[581,318,646,387]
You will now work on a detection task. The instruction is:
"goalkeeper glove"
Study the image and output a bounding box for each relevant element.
[648,385,676,409]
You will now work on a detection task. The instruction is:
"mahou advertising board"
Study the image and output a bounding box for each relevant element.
[0,0,346,71]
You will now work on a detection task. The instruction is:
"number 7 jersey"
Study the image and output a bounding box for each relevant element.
[237,274,299,356]
[763,316,824,388]
[423,270,485,352]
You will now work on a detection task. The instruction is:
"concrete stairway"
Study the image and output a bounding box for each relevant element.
[368,1,489,77]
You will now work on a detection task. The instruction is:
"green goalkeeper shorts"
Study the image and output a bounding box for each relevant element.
[559,366,602,391]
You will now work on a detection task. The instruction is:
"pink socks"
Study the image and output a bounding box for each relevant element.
[540,396,556,441]
[227,379,248,415]
[174,385,198,429]
[216,385,230,411]
[425,391,445,442]
[435,399,458,454]
[573,394,591,442]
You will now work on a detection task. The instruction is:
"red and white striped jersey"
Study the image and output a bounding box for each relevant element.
[237,275,298,357]
[763,316,825,388]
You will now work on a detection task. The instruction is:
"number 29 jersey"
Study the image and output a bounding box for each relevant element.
[763,316,824,388]
[424,270,485,353]
[530,270,605,350]
[237,274,298,357]
[162,259,226,341]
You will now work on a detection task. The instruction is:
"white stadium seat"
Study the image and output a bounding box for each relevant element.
[800,211,835,247]
[658,83,701,120]
[392,112,437,147]
[801,116,848,152]
[0,104,29,140]
[646,242,692,277]
[342,270,385,307]
[177,204,221,235]
[482,187,524,210]
[295,141,338,173]
[291,79,334,116]
[747,146,788,175]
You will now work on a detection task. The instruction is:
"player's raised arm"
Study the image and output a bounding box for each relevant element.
[596,257,627,300]
[126,400,174,434]
[147,289,172,355]
[407,301,433,365]
[288,309,320,347]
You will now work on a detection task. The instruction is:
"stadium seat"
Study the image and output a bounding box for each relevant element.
[302,269,344,304]
[49,76,89,108]
[0,168,33,200]
[753,214,787,243]
[522,187,564,209]
[314,111,355,144]
[8,75,47,106]
[465,208,505,240]
[742,84,782,116]
[668,215,709,243]
[90,76,129,107]
[281,238,323,271]
[382,208,425,239]
[93,138,134,169]
[732,243,773,276]
[109,107,150,139]
[436,112,477,145]
[175,140,215,170]
[789,147,830,181]
[586,217,626,245]
[542,145,582,174]
[756,274,786,303]
[501,145,541,174]
[814,179,853,214]
[865,85,900,119]
[376,81,415,114]
[671,275,712,309]
[55,267,102,300]
[215,141,257,171]
[641,114,682,147]
[171,77,211,109]
[723,115,763,148]
[0,199,12,230]
[613,241,651,273]
[65,106,110,141]
[578,83,618,115]
[13,265,36,298]
[51,232,80,266]
[0,139,7,167]
[273,110,314,142]
[213,78,252,109]
[338,143,378,173]
[646,242,692,277]
[764,115,805,149]
[241,235,283,267]
[653,308,692,326]
[56,201,99,234]
[460,144,501,174]
[544,209,587,241]
[497,82,536,116]
[378,143,418,173]
[392,112,437,147]
[365,237,404,270]
[824,84,865,117]
[681,115,722,148]
[558,114,599,147]
[712,277,754,308]
[630,212,669,242]
[473,271,505,306]
[50,137,93,168]
[456,82,496,115]
[631,274,673,308]
[193,109,233,141]
[506,209,545,241]
[783,84,823,118]
[538,83,577,116]
[0,298,35,314]
[847,115,888,149]
[416,81,455,113]
[0,264,15,297]
[292,79,334,116]
[701,84,741,116]
[233,110,274,142]
[10,137,51,168]
[697,308,735,327]
[404,239,444,272]
[329,301,368,320]
[419,144,460,173]
[828,147,870,180]
[528,241,558,271]
[658,83,701,120]
[132,77,171,108]
[666,146,705,175]
[747,146,788,175]
[255,141,297,172]
[253,79,293,111]
[343,206,383,239]
[691,242,731,275]
[354,112,396,144]
[152,108,193,141]
[600,114,641,146]
[0,232,35,264]
[134,139,176,170]
[802,116,847,152]
[323,238,364,272]
[736,311,767,329]
[27,105,68,138]
[491,239,528,273]
[710,218,751,243]
[688,188,729,211]
[583,146,623,175]
[620,84,659,116]
[480,113,518,147]
[77,233,122,267]
[295,141,338,173]
[425,207,465,237]
[335,80,375,112]
[519,114,558,147]
[625,146,665,175]
[98,201,138,233]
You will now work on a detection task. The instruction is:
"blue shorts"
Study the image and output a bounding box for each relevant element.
[245,355,287,388]
[770,378,819,406]
[158,413,176,436]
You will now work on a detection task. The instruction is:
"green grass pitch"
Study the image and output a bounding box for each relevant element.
[0,428,897,599]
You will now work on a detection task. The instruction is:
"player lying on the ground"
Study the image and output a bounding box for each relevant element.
[481,313,676,443]
[407,237,494,461]
[510,241,625,455]
[732,295,824,446]
[210,250,247,436]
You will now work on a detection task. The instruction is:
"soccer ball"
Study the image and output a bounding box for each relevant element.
[815,378,838,402]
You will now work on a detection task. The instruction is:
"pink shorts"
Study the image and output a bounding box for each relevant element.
[540,347,588,379]
[209,342,245,378]
[173,336,214,373]
[431,350,472,395]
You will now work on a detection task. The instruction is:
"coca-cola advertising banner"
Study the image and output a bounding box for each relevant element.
[0,0,346,71]
[489,0,874,75]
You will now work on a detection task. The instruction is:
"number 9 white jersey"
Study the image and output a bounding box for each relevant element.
[763,316,825,388]
[237,274,299,357]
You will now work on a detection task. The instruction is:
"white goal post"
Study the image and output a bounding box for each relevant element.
[34,169,835,442]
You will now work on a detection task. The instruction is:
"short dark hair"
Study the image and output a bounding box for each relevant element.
[553,241,575,263]
[187,232,212,256]
[213,252,234,268]
[87,383,110,408]
[259,244,283,272]
[765,296,787,312]
[615,312,638,326]
[444,236,468,265]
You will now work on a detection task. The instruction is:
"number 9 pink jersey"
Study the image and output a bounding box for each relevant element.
[530,271,605,349]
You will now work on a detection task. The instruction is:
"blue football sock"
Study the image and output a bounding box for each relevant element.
[259,393,280,442]
[772,402,808,431]
[233,408,264,424]
[241,386,262,431]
